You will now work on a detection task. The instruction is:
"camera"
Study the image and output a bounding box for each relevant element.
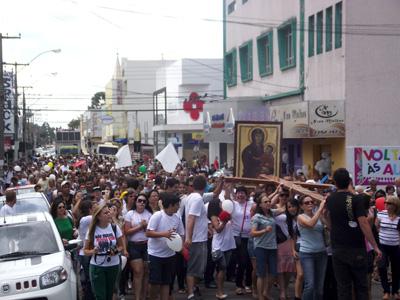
[107,245,119,256]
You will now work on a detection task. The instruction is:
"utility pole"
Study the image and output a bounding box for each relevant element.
[3,62,28,161]
[0,33,21,179]
[21,86,32,161]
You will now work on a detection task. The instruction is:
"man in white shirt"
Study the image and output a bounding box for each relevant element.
[184,175,209,300]
[0,190,17,217]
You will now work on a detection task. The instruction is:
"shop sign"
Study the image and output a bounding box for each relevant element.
[309,101,345,137]
[192,132,204,141]
[269,102,309,138]
[354,146,400,185]
[3,72,14,135]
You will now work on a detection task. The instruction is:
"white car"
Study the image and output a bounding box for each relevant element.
[0,212,79,299]
[0,192,50,214]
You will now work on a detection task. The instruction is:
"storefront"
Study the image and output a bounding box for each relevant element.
[269,100,345,177]
[204,98,268,168]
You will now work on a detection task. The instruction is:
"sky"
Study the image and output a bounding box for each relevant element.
[0,0,222,127]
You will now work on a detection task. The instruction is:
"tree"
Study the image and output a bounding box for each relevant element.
[68,118,80,129]
[88,91,105,109]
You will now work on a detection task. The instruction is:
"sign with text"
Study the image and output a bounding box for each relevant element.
[3,72,14,135]
[269,102,309,138]
[309,101,345,138]
[354,146,400,185]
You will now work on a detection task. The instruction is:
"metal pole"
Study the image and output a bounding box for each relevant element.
[0,33,4,177]
[13,63,18,161]
[22,87,26,160]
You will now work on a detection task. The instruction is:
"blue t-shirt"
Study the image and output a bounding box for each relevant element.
[298,214,326,253]
[251,213,277,250]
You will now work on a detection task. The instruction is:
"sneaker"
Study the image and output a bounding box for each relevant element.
[194,286,202,296]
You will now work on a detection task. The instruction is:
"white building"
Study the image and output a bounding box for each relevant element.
[215,0,400,180]
[104,57,173,149]
[153,58,223,160]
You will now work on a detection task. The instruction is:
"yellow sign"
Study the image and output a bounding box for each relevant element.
[192,132,204,141]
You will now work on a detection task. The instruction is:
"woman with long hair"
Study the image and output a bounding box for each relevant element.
[124,193,153,300]
[251,194,278,300]
[274,188,296,299]
[297,196,327,300]
[288,198,303,300]
[375,195,400,299]
[84,204,124,300]
[148,189,161,212]
[50,197,77,245]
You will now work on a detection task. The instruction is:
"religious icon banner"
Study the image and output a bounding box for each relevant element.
[234,121,283,178]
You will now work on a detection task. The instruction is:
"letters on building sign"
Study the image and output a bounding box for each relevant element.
[354,147,400,185]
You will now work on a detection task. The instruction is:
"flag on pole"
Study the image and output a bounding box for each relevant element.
[115,145,132,169]
[156,142,180,173]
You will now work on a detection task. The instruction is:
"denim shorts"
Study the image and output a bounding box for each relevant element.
[254,247,277,277]
[128,241,148,261]
[247,238,255,258]
[213,250,232,272]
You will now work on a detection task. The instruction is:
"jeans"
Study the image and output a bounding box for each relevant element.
[233,236,252,288]
[78,255,95,300]
[378,244,400,294]
[300,251,328,300]
[332,247,368,300]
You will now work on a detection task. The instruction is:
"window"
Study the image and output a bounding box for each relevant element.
[308,15,315,57]
[326,7,333,51]
[316,11,323,54]
[257,31,273,76]
[225,49,237,87]
[278,18,297,70]
[228,1,236,14]
[335,2,342,48]
[239,40,253,82]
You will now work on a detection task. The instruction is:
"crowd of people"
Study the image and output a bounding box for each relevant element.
[1,154,400,300]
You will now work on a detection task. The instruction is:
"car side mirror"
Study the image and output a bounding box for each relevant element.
[64,239,83,251]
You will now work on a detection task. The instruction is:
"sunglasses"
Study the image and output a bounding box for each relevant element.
[303,201,313,205]
[385,201,394,205]
[137,198,147,203]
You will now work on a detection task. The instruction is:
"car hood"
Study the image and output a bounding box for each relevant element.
[0,251,68,279]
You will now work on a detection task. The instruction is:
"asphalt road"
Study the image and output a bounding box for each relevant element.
[123,279,384,299]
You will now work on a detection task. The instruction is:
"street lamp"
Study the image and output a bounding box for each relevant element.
[27,48,61,65]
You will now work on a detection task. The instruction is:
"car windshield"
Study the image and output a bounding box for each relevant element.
[0,221,59,258]
[0,196,49,213]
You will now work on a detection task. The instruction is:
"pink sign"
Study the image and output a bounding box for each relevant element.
[354,147,400,185]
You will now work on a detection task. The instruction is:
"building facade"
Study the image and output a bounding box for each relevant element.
[153,58,223,160]
[220,0,400,179]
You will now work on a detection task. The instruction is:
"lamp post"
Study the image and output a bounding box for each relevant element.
[27,49,61,65]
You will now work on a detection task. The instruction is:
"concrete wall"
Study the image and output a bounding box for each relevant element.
[345,0,400,147]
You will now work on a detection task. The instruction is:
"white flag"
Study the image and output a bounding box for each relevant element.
[155,142,180,173]
[115,145,132,169]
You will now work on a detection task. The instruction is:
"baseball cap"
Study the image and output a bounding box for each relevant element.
[61,180,70,188]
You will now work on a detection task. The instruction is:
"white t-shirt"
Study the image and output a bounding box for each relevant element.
[212,221,236,252]
[0,203,16,217]
[124,209,152,242]
[178,192,214,217]
[185,192,208,243]
[147,211,184,258]
[231,200,253,238]
[78,215,92,256]
[87,223,122,267]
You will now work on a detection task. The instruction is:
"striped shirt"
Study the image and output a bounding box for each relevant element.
[377,210,400,246]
